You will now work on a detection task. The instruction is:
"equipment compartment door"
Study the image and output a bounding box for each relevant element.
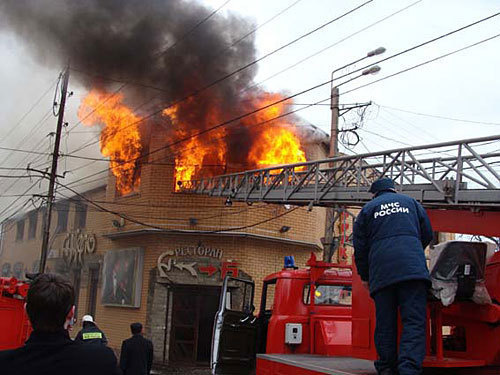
[211,276,257,375]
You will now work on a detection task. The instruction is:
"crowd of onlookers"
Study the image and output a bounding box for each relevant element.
[0,273,154,375]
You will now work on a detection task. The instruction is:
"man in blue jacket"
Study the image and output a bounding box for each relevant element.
[353,178,433,375]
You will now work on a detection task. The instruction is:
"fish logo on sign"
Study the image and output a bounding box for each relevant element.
[157,250,197,277]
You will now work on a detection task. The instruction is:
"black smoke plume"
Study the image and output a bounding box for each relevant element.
[0,0,318,179]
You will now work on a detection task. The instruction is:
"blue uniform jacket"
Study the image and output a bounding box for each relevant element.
[353,190,433,295]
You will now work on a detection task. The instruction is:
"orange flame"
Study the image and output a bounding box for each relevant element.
[78,89,142,195]
[79,89,307,193]
[163,105,227,190]
[244,93,306,169]
[248,127,306,168]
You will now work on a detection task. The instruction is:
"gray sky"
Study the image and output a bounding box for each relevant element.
[0,0,498,220]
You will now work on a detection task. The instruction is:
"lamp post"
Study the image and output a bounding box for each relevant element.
[330,47,385,158]
[325,48,385,263]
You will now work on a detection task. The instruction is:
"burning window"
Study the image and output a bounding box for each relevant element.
[78,90,143,196]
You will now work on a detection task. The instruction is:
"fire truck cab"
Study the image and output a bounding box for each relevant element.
[0,277,31,351]
[211,250,500,375]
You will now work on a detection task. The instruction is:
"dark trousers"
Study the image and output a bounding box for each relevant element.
[372,280,427,375]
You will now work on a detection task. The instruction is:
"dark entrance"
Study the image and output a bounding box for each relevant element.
[169,286,221,364]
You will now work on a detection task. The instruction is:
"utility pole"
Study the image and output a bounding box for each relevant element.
[329,86,339,158]
[39,66,70,274]
[323,86,340,262]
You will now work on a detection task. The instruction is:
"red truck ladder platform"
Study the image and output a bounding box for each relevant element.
[257,354,376,375]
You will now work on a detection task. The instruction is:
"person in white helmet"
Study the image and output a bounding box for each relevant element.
[74,314,108,346]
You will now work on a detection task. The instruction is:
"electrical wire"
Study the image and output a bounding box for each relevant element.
[65,0,375,158]
[67,28,499,191]
[65,10,500,169]
[55,180,304,234]
[58,23,500,193]
[245,0,424,91]
[0,77,59,145]
[377,104,500,126]
[0,178,44,220]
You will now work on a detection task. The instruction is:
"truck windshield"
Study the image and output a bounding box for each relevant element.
[303,284,352,306]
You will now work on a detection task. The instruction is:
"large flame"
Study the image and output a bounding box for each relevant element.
[248,127,306,168]
[244,93,306,169]
[78,89,142,195]
[163,105,227,190]
[79,89,306,193]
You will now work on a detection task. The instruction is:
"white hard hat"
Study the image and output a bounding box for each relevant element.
[82,315,94,323]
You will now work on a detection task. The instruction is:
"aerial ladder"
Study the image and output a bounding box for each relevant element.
[179,134,500,236]
[180,134,500,374]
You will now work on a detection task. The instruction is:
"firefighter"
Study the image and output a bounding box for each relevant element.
[353,178,433,375]
[74,315,108,345]
[0,273,120,375]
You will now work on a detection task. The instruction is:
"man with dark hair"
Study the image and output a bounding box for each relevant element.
[120,322,154,375]
[74,315,108,345]
[0,273,120,375]
[354,178,433,375]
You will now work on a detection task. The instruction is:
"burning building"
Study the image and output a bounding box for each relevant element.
[0,0,335,369]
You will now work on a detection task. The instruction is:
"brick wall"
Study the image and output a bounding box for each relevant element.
[0,128,330,359]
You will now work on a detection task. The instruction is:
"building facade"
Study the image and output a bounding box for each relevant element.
[0,134,330,367]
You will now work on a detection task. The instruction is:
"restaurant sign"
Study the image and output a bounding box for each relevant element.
[62,230,97,267]
[157,245,238,280]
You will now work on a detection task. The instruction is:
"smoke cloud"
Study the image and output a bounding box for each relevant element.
[0,0,256,101]
[0,0,323,180]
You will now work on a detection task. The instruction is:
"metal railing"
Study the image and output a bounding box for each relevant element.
[179,135,500,209]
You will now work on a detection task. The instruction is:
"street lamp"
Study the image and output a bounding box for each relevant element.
[325,48,385,264]
[330,47,386,91]
[330,47,385,158]
[362,65,381,75]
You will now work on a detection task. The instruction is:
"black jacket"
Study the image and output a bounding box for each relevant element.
[0,329,120,375]
[120,334,153,375]
[74,322,108,345]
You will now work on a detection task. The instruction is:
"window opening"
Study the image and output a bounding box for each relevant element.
[74,201,88,229]
[56,201,69,234]
[303,284,352,306]
[16,220,25,241]
[28,211,38,239]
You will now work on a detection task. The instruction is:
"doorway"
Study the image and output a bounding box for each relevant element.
[169,286,221,364]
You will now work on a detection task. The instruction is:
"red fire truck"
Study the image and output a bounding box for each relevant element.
[211,245,500,375]
[0,277,31,350]
[180,136,500,374]
[209,209,500,374]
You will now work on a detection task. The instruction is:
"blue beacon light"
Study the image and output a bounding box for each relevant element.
[284,256,297,269]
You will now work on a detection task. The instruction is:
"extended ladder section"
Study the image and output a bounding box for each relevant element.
[179,135,500,210]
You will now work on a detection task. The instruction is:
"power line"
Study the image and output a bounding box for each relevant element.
[341,32,500,97]
[67,0,303,134]
[63,27,500,190]
[67,10,500,167]
[0,146,51,156]
[55,180,303,234]
[245,0,424,91]
[71,0,372,96]
[214,0,305,57]
[117,29,500,164]
[152,0,233,59]
[0,178,44,220]
[0,110,55,197]
[378,104,500,126]
[377,106,439,142]
[65,1,374,157]
[0,77,58,144]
